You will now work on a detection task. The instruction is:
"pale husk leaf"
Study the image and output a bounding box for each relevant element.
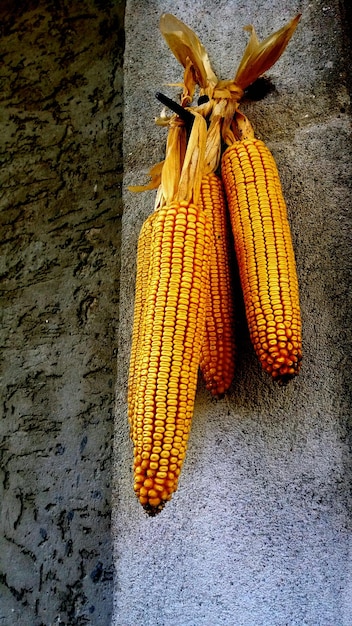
[234,24,260,84]
[160,13,218,89]
[232,111,255,141]
[181,57,197,106]
[176,112,207,205]
[221,99,240,146]
[161,123,187,205]
[128,160,164,193]
[203,100,227,174]
[235,14,301,89]
[154,184,165,211]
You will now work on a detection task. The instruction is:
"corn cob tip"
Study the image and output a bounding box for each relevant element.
[210,389,226,400]
[142,500,167,517]
[133,456,180,516]
[258,349,302,385]
[273,355,302,385]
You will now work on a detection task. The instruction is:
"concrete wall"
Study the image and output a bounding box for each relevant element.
[0,2,124,624]
[114,1,351,625]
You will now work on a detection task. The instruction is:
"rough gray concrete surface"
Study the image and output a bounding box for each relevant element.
[114,1,351,625]
[0,2,124,624]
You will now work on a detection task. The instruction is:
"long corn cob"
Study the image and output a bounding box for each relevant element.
[221,135,302,382]
[128,114,211,514]
[128,212,156,427]
[199,173,236,395]
[132,200,211,514]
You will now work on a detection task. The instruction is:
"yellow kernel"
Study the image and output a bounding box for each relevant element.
[149,497,161,507]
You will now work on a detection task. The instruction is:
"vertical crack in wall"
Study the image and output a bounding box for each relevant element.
[0,1,125,624]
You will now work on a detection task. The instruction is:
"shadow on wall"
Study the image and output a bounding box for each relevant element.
[0,1,125,625]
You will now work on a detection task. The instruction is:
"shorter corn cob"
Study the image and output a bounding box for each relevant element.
[199,173,236,395]
[222,138,302,382]
[131,200,212,515]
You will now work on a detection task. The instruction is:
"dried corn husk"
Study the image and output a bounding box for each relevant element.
[235,15,301,89]
[160,13,218,92]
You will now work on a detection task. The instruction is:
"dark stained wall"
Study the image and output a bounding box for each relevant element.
[0,2,124,624]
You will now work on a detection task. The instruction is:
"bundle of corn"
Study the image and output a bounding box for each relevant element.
[127,14,303,515]
[128,114,212,515]
[159,13,302,383]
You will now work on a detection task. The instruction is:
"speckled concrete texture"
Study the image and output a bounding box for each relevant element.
[113,1,351,625]
[0,2,124,624]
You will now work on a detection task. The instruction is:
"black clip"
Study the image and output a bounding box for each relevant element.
[155,92,194,132]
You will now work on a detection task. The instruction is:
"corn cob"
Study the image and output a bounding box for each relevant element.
[128,211,156,427]
[131,200,211,514]
[221,137,302,382]
[199,173,236,395]
[128,114,212,514]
